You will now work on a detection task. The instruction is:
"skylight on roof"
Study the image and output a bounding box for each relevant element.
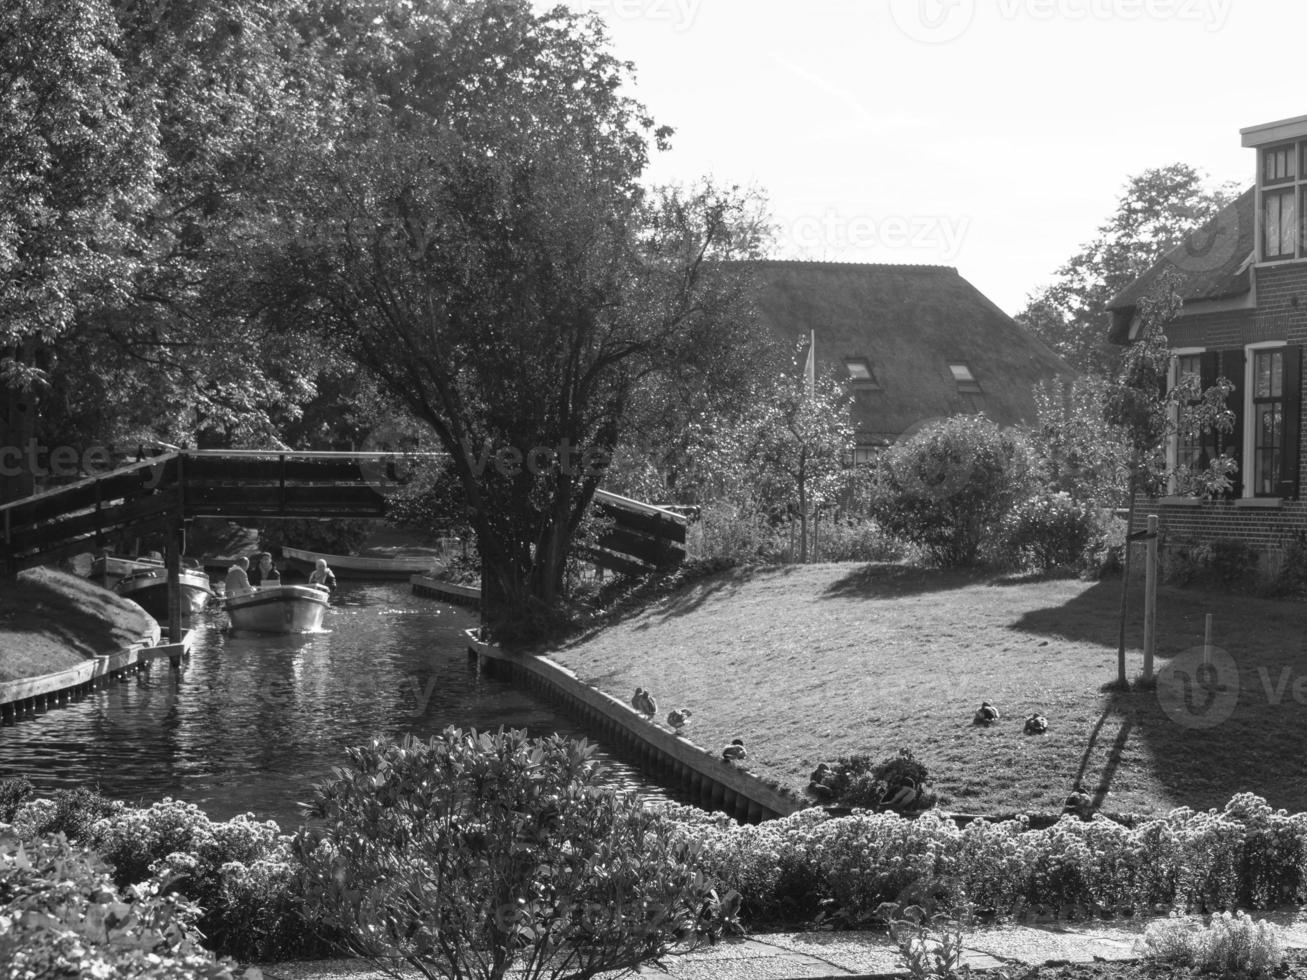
[844,357,880,388]
[949,363,982,393]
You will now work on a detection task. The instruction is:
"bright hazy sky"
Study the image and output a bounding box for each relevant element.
[544,0,1307,316]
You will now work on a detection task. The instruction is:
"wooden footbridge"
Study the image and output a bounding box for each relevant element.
[0,449,687,633]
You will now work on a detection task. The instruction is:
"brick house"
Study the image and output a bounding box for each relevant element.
[750,261,1071,461]
[1107,113,1307,560]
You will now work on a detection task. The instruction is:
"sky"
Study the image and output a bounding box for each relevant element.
[541,0,1307,316]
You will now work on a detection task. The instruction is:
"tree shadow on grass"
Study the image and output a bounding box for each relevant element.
[633,564,802,628]
[819,563,989,600]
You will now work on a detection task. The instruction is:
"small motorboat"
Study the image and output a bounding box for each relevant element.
[113,566,215,618]
[91,553,163,588]
[281,545,438,580]
[224,584,330,633]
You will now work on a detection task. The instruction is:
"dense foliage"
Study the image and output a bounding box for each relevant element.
[868,416,1034,567]
[0,832,255,979]
[294,729,740,980]
[660,793,1307,928]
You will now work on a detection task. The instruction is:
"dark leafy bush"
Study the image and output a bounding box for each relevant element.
[869,417,1034,567]
[295,729,740,980]
[258,517,373,557]
[813,749,934,812]
[1206,538,1260,590]
[0,831,254,979]
[1267,531,1307,598]
[0,775,35,821]
[1080,509,1126,579]
[1000,492,1098,572]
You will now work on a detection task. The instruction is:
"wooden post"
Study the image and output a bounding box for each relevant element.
[166,520,183,652]
[1142,514,1159,681]
[1204,613,1213,666]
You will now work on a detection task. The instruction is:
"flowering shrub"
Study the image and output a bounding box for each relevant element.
[664,793,1307,928]
[89,798,333,961]
[1141,911,1284,978]
[0,831,255,979]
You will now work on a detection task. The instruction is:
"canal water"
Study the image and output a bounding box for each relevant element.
[0,582,679,827]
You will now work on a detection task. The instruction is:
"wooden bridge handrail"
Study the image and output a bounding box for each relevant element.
[0,453,180,514]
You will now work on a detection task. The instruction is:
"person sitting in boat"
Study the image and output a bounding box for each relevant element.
[308,558,336,591]
[225,556,253,597]
[248,552,281,588]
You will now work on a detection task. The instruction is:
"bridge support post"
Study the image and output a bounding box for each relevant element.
[166,520,183,648]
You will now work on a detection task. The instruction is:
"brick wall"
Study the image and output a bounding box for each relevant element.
[1134,263,1307,556]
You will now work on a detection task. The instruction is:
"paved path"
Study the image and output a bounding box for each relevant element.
[256,910,1307,980]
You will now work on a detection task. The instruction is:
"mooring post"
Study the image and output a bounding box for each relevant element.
[167,520,183,655]
[1142,514,1159,681]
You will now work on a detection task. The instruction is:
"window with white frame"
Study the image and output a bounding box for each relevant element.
[1169,350,1215,488]
[1250,346,1286,496]
[1259,141,1305,261]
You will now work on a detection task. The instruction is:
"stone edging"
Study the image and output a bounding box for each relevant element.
[0,625,195,723]
[465,631,803,822]
[410,574,481,608]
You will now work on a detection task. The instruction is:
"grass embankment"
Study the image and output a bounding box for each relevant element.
[0,567,155,683]
[551,563,1307,817]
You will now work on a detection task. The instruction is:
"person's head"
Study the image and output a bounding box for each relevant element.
[315,559,328,571]
[235,556,249,570]
[257,552,273,568]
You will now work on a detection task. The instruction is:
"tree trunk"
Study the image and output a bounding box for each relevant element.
[1115,471,1139,687]
[798,466,808,564]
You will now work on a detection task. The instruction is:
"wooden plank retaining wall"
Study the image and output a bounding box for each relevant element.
[0,628,195,724]
[465,632,803,823]
[410,574,481,608]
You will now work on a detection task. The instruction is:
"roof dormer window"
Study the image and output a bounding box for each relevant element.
[949,362,981,394]
[844,357,880,389]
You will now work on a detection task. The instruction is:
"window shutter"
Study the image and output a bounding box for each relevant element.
[1278,345,1302,500]
[1199,350,1220,466]
[1219,348,1245,498]
[1200,350,1219,391]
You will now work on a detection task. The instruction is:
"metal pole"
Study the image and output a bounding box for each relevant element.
[1142,514,1159,681]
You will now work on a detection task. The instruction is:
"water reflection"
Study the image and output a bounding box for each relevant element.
[0,583,680,826]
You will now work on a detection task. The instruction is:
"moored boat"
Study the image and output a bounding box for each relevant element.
[91,553,163,588]
[223,584,330,633]
[281,545,438,579]
[113,566,215,618]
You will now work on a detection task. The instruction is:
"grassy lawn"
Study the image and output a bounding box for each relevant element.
[0,567,155,683]
[550,563,1307,817]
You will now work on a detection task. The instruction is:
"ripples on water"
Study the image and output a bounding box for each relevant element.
[0,582,684,827]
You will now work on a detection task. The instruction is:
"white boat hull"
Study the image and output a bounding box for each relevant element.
[114,568,214,617]
[282,545,438,578]
[223,584,329,633]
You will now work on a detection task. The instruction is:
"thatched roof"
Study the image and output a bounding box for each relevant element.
[1106,188,1255,343]
[748,261,1073,444]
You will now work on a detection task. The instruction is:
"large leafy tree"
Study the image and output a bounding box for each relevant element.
[1017,164,1240,376]
[0,0,159,496]
[264,1,767,632]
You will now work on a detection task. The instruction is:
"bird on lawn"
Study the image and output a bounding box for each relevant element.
[973,701,1000,725]
[631,688,657,720]
[667,708,692,735]
[722,738,747,764]
[1024,713,1048,735]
